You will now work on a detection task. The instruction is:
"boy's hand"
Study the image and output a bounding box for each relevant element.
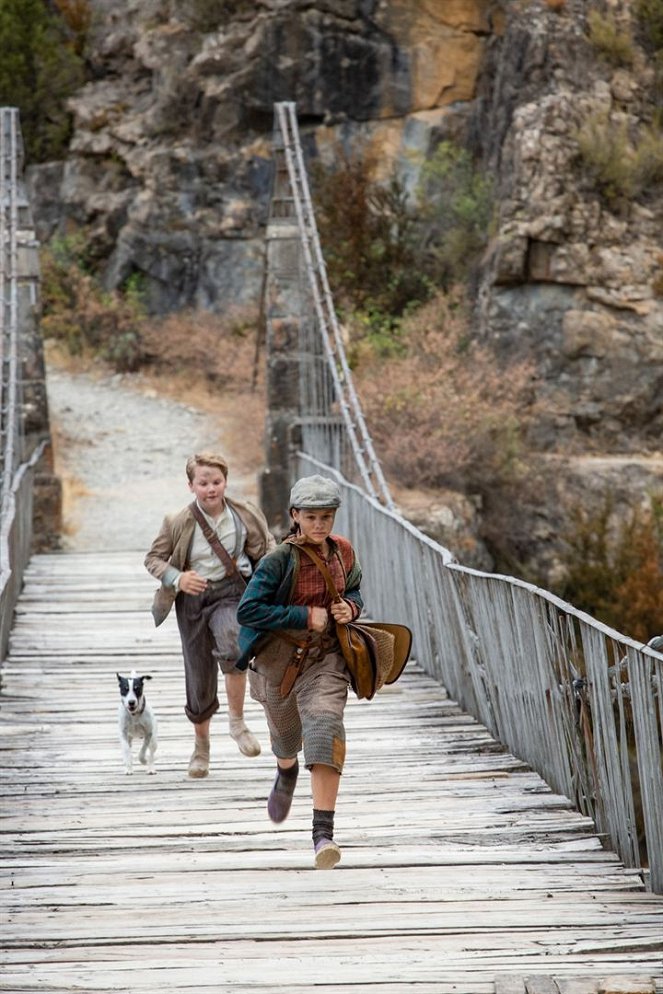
[309,607,329,632]
[179,570,208,595]
[331,600,353,624]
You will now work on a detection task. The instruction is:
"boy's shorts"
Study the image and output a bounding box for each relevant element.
[175,574,246,723]
[249,649,349,772]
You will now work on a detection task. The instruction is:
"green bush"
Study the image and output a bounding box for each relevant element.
[636,0,663,52]
[634,124,663,186]
[312,146,432,344]
[313,138,492,352]
[557,494,663,643]
[40,234,147,371]
[575,113,663,206]
[587,10,635,66]
[0,0,86,163]
[417,141,494,287]
[575,114,636,205]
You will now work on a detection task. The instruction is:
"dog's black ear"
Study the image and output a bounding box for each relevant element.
[142,674,153,681]
[116,673,122,683]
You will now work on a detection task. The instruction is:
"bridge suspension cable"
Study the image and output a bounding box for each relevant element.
[272,101,395,510]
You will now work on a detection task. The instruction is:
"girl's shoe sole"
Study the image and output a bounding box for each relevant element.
[314,841,341,869]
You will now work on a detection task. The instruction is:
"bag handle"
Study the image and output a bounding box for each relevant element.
[297,544,342,604]
[189,501,246,587]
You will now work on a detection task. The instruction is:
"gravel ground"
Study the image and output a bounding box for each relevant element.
[46,365,260,552]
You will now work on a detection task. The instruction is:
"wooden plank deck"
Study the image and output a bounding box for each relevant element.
[1,551,662,994]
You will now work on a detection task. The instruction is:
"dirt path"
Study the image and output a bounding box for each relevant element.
[46,359,264,552]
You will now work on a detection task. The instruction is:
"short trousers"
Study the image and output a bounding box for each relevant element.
[175,574,246,723]
[249,647,349,772]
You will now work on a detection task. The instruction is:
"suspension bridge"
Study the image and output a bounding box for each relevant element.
[1,104,662,994]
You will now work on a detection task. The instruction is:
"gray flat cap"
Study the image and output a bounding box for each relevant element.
[289,474,342,509]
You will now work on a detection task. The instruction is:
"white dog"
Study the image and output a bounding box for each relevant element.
[117,671,157,774]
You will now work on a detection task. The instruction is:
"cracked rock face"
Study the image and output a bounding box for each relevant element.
[27,0,494,315]
[472,0,663,453]
[24,0,663,521]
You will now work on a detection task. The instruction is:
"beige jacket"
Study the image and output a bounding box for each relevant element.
[144,496,276,626]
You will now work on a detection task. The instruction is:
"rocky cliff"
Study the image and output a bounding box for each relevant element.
[474,0,662,457]
[25,0,663,574]
[28,0,497,313]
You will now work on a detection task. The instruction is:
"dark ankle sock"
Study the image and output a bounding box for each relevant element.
[277,759,298,782]
[312,808,335,845]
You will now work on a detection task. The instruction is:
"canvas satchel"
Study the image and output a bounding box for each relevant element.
[297,544,412,701]
[252,629,317,698]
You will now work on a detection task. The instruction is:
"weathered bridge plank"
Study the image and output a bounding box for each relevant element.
[1,552,662,994]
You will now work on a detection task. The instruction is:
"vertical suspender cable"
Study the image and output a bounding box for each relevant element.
[282,103,394,509]
[274,102,395,509]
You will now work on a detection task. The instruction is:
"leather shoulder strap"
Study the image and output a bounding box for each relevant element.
[189,502,245,586]
[297,544,342,603]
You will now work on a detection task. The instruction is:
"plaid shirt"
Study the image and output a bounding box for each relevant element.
[292,546,347,608]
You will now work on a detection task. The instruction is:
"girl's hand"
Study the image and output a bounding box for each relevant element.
[331,600,353,624]
[179,570,208,595]
[309,607,329,632]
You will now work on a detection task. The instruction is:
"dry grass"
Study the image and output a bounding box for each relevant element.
[139,307,260,390]
[558,495,663,643]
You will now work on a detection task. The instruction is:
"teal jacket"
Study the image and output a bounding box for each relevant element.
[236,536,362,669]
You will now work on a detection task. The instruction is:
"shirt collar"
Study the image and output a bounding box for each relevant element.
[196,499,228,527]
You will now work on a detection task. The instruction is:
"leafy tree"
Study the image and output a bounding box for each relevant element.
[0,0,85,162]
[312,146,432,343]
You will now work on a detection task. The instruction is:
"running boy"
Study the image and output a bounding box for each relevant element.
[145,452,275,777]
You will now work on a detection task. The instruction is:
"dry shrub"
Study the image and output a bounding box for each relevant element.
[355,292,536,493]
[587,10,635,67]
[653,252,663,296]
[40,234,261,386]
[139,308,260,392]
[312,144,432,338]
[576,113,663,206]
[138,310,265,488]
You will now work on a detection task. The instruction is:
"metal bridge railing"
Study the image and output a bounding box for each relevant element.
[300,454,663,894]
[0,106,22,507]
[0,107,44,659]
